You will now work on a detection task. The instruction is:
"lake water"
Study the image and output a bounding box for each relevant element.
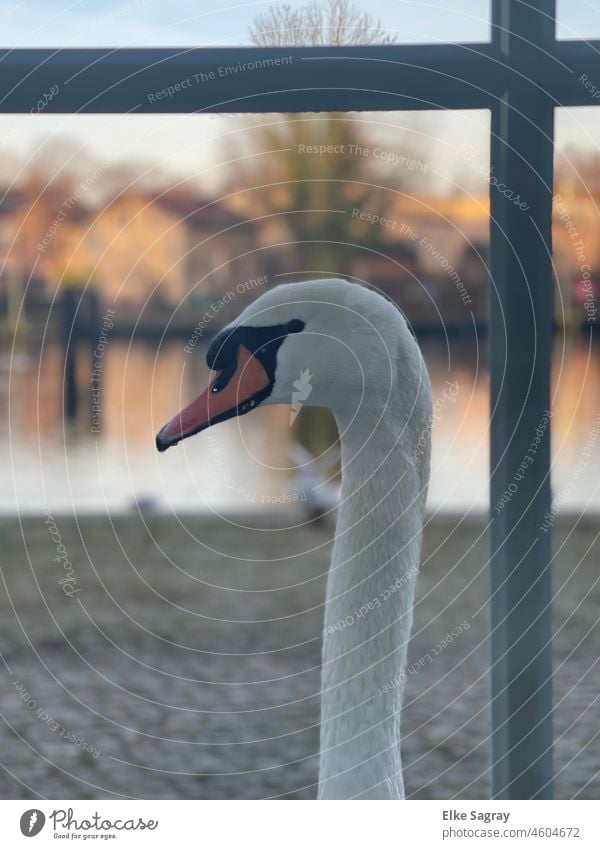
[1,334,599,515]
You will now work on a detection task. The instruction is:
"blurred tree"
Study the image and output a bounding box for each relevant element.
[229,0,428,457]
[249,0,394,47]
[228,0,426,281]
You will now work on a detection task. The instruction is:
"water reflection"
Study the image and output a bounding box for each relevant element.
[1,335,599,514]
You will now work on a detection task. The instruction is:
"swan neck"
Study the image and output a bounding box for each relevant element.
[317,410,425,799]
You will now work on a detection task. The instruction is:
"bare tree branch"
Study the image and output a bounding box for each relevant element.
[249,0,395,47]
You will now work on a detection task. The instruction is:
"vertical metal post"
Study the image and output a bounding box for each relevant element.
[489,0,555,799]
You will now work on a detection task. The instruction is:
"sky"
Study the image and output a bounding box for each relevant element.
[1,1,599,48]
[0,1,599,193]
[0,0,491,47]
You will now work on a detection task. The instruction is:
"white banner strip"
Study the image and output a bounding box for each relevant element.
[0,800,598,847]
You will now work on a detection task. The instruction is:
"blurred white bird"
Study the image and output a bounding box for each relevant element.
[286,440,340,526]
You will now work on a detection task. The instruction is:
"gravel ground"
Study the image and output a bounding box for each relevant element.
[0,512,598,800]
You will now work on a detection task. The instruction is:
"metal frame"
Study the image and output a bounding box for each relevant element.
[1,0,595,799]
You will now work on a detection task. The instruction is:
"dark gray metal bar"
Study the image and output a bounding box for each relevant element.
[0,44,500,113]
[0,38,598,113]
[489,0,555,799]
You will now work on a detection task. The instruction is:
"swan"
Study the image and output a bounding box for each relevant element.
[156,278,432,799]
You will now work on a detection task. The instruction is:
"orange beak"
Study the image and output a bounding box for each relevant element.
[155,344,271,452]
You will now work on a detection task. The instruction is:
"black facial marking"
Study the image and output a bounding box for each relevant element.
[206,319,305,406]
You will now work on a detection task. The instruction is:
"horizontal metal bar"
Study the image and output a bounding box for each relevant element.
[550,39,600,104]
[0,40,598,113]
[0,44,498,113]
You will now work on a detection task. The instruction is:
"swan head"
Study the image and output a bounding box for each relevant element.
[156,278,418,451]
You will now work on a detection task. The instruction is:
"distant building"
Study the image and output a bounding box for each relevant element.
[60,189,189,309]
[349,194,490,328]
[0,178,87,316]
[0,181,264,320]
[155,190,262,316]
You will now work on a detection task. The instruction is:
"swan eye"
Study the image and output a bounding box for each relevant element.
[287,319,304,334]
